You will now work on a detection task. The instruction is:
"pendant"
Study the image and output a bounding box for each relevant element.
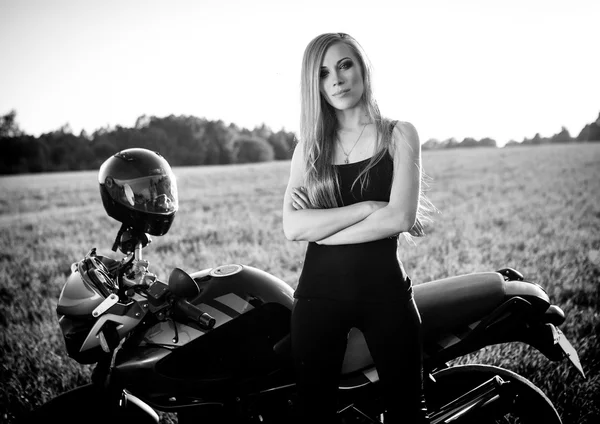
[344,157,349,164]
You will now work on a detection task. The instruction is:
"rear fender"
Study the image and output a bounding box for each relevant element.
[425,296,535,367]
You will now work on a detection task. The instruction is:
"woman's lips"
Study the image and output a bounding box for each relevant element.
[333,88,350,97]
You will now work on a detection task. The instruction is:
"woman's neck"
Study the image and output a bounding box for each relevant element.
[335,105,369,132]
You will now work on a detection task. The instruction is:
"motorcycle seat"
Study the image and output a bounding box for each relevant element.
[414,272,506,337]
[340,272,508,376]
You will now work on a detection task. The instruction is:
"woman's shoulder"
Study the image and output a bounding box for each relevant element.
[389,119,417,135]
[288,139,305,170]
[291,138,304,157]
[387,120,420,152]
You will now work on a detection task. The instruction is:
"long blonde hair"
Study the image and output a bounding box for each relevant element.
[299,32,437,241]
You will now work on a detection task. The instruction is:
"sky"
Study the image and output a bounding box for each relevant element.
[1,0,599,147]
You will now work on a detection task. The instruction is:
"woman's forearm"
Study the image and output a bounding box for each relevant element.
[317,205,415,245]
[283,201,379,242]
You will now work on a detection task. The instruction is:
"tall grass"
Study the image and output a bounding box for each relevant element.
[1,143,598,423]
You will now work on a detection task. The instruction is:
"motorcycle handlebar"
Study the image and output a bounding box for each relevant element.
[174,299,216,330]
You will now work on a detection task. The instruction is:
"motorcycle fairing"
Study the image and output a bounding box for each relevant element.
[155,302,291,381]
[79,297,148,352]
[111,302,293,407]
[106,265,294,407]
[57,267,105,316]
[140,318,206,346]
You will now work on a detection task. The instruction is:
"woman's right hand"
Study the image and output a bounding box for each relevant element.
[283,144,390,242]
[291,187,313,210]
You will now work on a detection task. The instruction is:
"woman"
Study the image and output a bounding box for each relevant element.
[282,33,433,423]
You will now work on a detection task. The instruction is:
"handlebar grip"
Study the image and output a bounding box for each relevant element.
[175,299,216,330]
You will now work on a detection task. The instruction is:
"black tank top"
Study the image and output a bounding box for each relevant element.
[295,125,411,303]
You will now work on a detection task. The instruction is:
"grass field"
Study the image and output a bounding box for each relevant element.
[1,143,599,423]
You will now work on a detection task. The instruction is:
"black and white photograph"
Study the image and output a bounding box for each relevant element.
[1,1,599,423]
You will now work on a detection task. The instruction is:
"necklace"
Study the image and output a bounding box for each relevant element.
[337,123,368,164]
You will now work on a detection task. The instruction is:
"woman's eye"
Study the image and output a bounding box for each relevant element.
[319,70,329,79]
[340,60,353,70]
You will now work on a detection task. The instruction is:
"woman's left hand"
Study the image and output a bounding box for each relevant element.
[291,187,313,210]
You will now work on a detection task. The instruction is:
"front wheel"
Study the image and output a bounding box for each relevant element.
[427,364,562,423]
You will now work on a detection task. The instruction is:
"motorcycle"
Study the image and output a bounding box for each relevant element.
[24,229,586,424]
[24,150,584,424]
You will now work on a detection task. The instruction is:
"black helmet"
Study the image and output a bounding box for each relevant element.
[98,148,178,236]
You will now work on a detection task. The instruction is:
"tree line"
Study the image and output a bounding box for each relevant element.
[0,111,296,174]
[1,110,599,174]
[422,112,600,150]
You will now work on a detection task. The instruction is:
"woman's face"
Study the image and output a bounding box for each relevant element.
[319,42,364,111]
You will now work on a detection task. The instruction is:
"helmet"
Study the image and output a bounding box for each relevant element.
[98,148,178,236]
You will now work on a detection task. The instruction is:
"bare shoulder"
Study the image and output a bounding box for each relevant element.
[287,140,306,184]
[390,121,420,156]
[290,139,305,167]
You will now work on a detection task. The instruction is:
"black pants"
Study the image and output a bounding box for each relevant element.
[291,285,429,424]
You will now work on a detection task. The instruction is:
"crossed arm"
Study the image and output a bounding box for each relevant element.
[282,122,422,245]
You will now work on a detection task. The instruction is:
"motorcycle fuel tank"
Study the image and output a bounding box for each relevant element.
[113,264,297,404]
[113,263,380,405]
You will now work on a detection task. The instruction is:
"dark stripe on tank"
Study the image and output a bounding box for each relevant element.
[205,299,241,318]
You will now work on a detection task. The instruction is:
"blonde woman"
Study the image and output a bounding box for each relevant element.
[283,33,432,423]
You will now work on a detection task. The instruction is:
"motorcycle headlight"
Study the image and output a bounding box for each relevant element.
[56,252,119,364]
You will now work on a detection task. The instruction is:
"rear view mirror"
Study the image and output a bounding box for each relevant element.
[168,268,199,299]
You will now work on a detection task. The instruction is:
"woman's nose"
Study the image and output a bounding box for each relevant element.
[333,73,344,87]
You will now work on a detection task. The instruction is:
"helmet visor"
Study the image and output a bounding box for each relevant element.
[106,173,178,214]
